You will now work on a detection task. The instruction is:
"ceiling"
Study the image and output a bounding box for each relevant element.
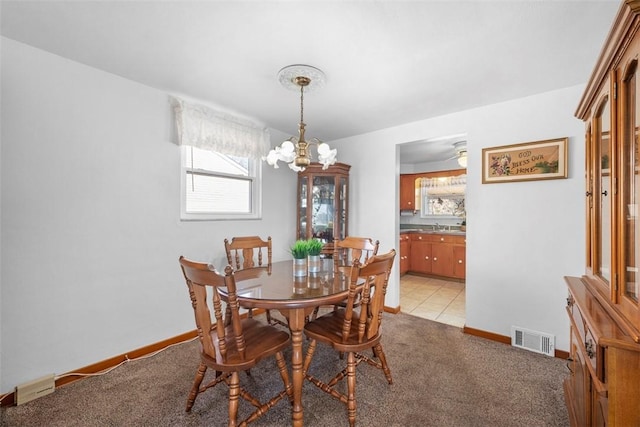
[1,1,621,163]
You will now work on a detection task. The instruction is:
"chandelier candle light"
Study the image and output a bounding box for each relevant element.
[263,65,337,172]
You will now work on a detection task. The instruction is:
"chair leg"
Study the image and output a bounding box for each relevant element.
[373,343,393,384]
[275,351,293,403]
[346,352,357,427]
[227,371,240,427]
[186,363,207,411]
[302,339,317,376]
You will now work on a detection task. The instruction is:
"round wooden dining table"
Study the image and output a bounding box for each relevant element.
[222,259,359,427]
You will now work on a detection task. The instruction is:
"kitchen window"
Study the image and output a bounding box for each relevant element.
[420,175,466,220]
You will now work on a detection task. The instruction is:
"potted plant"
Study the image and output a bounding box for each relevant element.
[290,240,309,277]
[457,206,467,232]
[306,239,324,273]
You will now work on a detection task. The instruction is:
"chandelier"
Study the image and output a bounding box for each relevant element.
[263,65,337,172]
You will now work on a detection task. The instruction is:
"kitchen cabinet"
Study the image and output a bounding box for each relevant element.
[452,243,466,279]
[406,233,465,280]
[409,234,432,274]
[431,234,465,278]
[297,163,350,254]
[565,2,640,425]
[400,174,418,210]
[431,236,454,277]
[399,234,410,275]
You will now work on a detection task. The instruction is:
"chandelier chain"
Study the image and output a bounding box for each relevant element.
[299,84,304,125]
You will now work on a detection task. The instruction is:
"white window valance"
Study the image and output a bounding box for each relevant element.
[170,96,269,158]
[420,175,466,195]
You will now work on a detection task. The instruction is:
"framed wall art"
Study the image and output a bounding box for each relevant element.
[482,137,568,183]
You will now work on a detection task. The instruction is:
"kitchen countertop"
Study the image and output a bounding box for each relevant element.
[400,228,466,236]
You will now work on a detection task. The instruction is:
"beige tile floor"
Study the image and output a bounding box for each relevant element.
[400,274,465,328]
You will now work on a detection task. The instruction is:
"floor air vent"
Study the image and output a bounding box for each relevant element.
[511,326,555,356]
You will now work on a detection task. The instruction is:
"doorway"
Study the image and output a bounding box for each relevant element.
[398,134,467,328]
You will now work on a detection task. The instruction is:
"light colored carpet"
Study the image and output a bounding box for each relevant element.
[1,313,569,426]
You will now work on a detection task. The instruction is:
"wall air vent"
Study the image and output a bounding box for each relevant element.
[511,326,555,357]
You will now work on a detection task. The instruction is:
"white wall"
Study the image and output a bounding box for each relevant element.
[0,38,298,393]
[400,157,461,175]
[332,85,586,353]
[1,36,587,393]
[0,36,3,392]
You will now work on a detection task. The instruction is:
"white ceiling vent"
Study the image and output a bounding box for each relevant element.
[511,326,555,357]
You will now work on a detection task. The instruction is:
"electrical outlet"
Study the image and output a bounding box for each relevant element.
[16,374,55,405]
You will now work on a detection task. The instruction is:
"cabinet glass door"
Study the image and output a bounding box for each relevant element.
[337,176,347,241]
[311,176,335,242]
[298,179,308,240]
[596,96,612,286]
[586,124,593,272]
[622,62,639,303]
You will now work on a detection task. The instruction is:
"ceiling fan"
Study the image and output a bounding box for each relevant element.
[447,141,467,168]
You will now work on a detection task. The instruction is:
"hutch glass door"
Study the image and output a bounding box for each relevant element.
[596,96,612,286]
[296,163,350,253]
[622,62,639,303]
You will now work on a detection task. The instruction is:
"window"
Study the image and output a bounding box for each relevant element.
[181,145,262,220]
[170,96,268,220]
[423,193,465,217]
[419,175,466,220]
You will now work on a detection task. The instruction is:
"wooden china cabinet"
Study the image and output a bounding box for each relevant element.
[297,162,350,254]
[565,1,640,425]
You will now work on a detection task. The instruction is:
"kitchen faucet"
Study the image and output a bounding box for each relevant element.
[433,223,450,232]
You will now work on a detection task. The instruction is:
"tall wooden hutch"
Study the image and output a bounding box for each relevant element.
[296,162,350,254]
[565,1,640,425]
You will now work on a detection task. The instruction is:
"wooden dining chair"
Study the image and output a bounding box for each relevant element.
[332,236,380,271]
[178,256,292,425]
[311,236,379,320]
[224,235,285,327]
[302,249,396,427]
[224,235,272,270]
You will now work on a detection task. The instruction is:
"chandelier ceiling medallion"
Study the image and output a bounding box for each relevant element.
[263,65,337,172]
